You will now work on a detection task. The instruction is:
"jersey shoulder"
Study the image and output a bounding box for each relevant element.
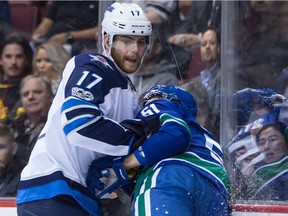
[75,52,116,75]
[137,99,184,119]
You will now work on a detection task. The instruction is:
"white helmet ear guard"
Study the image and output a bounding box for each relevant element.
[101,2,152,55]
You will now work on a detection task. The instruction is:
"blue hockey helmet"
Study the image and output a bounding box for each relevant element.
[232,88,286,126]
[143,85,197,117]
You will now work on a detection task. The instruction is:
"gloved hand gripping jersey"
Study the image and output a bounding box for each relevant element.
[86,116,160,198]
[86,156,137,198]
[120,114,160,152]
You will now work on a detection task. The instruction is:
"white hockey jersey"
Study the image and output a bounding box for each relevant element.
[16,52,138,215]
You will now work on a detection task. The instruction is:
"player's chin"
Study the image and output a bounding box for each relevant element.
[122,64,140,74]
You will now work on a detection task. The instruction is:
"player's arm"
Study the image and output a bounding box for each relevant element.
[123,153,140,170]
[86,99,190,196]
[118,99,192,168]
[132,99,191,166]
[60,54,137,156]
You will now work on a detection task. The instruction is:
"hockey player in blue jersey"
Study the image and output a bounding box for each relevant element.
[16,3,153,216]
[87,85,231,216]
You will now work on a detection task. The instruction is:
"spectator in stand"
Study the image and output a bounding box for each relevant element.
[258,123,288,164]
[0,123,26,197]
[227,109,288,201]
[34,42,70,94]
[0,32,33,121]
[168,1,221,80]
[168,1,221,50]
[181,27,221,141]
[129,25,179,104]
[246,121,288,201]
[225,88,287,200]
[13,74,53,164]
[31,1,99,56]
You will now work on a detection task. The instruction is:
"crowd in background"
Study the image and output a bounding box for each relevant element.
[0,0,287,208]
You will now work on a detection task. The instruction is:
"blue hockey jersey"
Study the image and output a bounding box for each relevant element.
[134,99,230,199]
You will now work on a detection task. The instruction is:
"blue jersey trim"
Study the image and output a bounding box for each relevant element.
[17,172,100,216]
[61,97,98,113]
[63,115,95,135]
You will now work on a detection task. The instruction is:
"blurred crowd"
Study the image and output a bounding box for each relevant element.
[0,0,287,207]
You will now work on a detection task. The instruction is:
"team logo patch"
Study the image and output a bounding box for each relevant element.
[138,146,146,158]
[106,5,115,12]
[89,54,113,70]
[71,87,94,101]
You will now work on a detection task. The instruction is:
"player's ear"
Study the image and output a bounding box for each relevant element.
[103,34,110,49]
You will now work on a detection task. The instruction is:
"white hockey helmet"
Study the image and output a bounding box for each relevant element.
[101,2,152,56]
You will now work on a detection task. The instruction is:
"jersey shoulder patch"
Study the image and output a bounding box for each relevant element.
[88,54,114,70]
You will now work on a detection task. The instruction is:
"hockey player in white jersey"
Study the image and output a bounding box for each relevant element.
[16,3,152,216]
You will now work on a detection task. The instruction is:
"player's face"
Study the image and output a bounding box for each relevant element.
[111,35,149,74]
[200,30,220,65]
[35,48,56,81]
[0,43,28,81]
[20,77,52,116]
[143,95,162,106]
[258,126,288,164]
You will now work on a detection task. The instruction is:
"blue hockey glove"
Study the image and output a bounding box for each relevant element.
[86,156,114,195]
[86,156,138,198]
[96,156,138,198]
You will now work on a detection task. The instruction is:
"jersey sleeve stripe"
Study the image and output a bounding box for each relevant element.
[160,113,190,134]
[63,115,100,135]
[61,97,102,121]
[61,96,96,111]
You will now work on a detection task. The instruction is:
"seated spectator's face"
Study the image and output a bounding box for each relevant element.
[0,43,28,81]
[258,126,288,164]
[20,77,52,116]
[111,35,149,74]
[35,48,56,81]
[200,30,220,66]
[0,136,17,169]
